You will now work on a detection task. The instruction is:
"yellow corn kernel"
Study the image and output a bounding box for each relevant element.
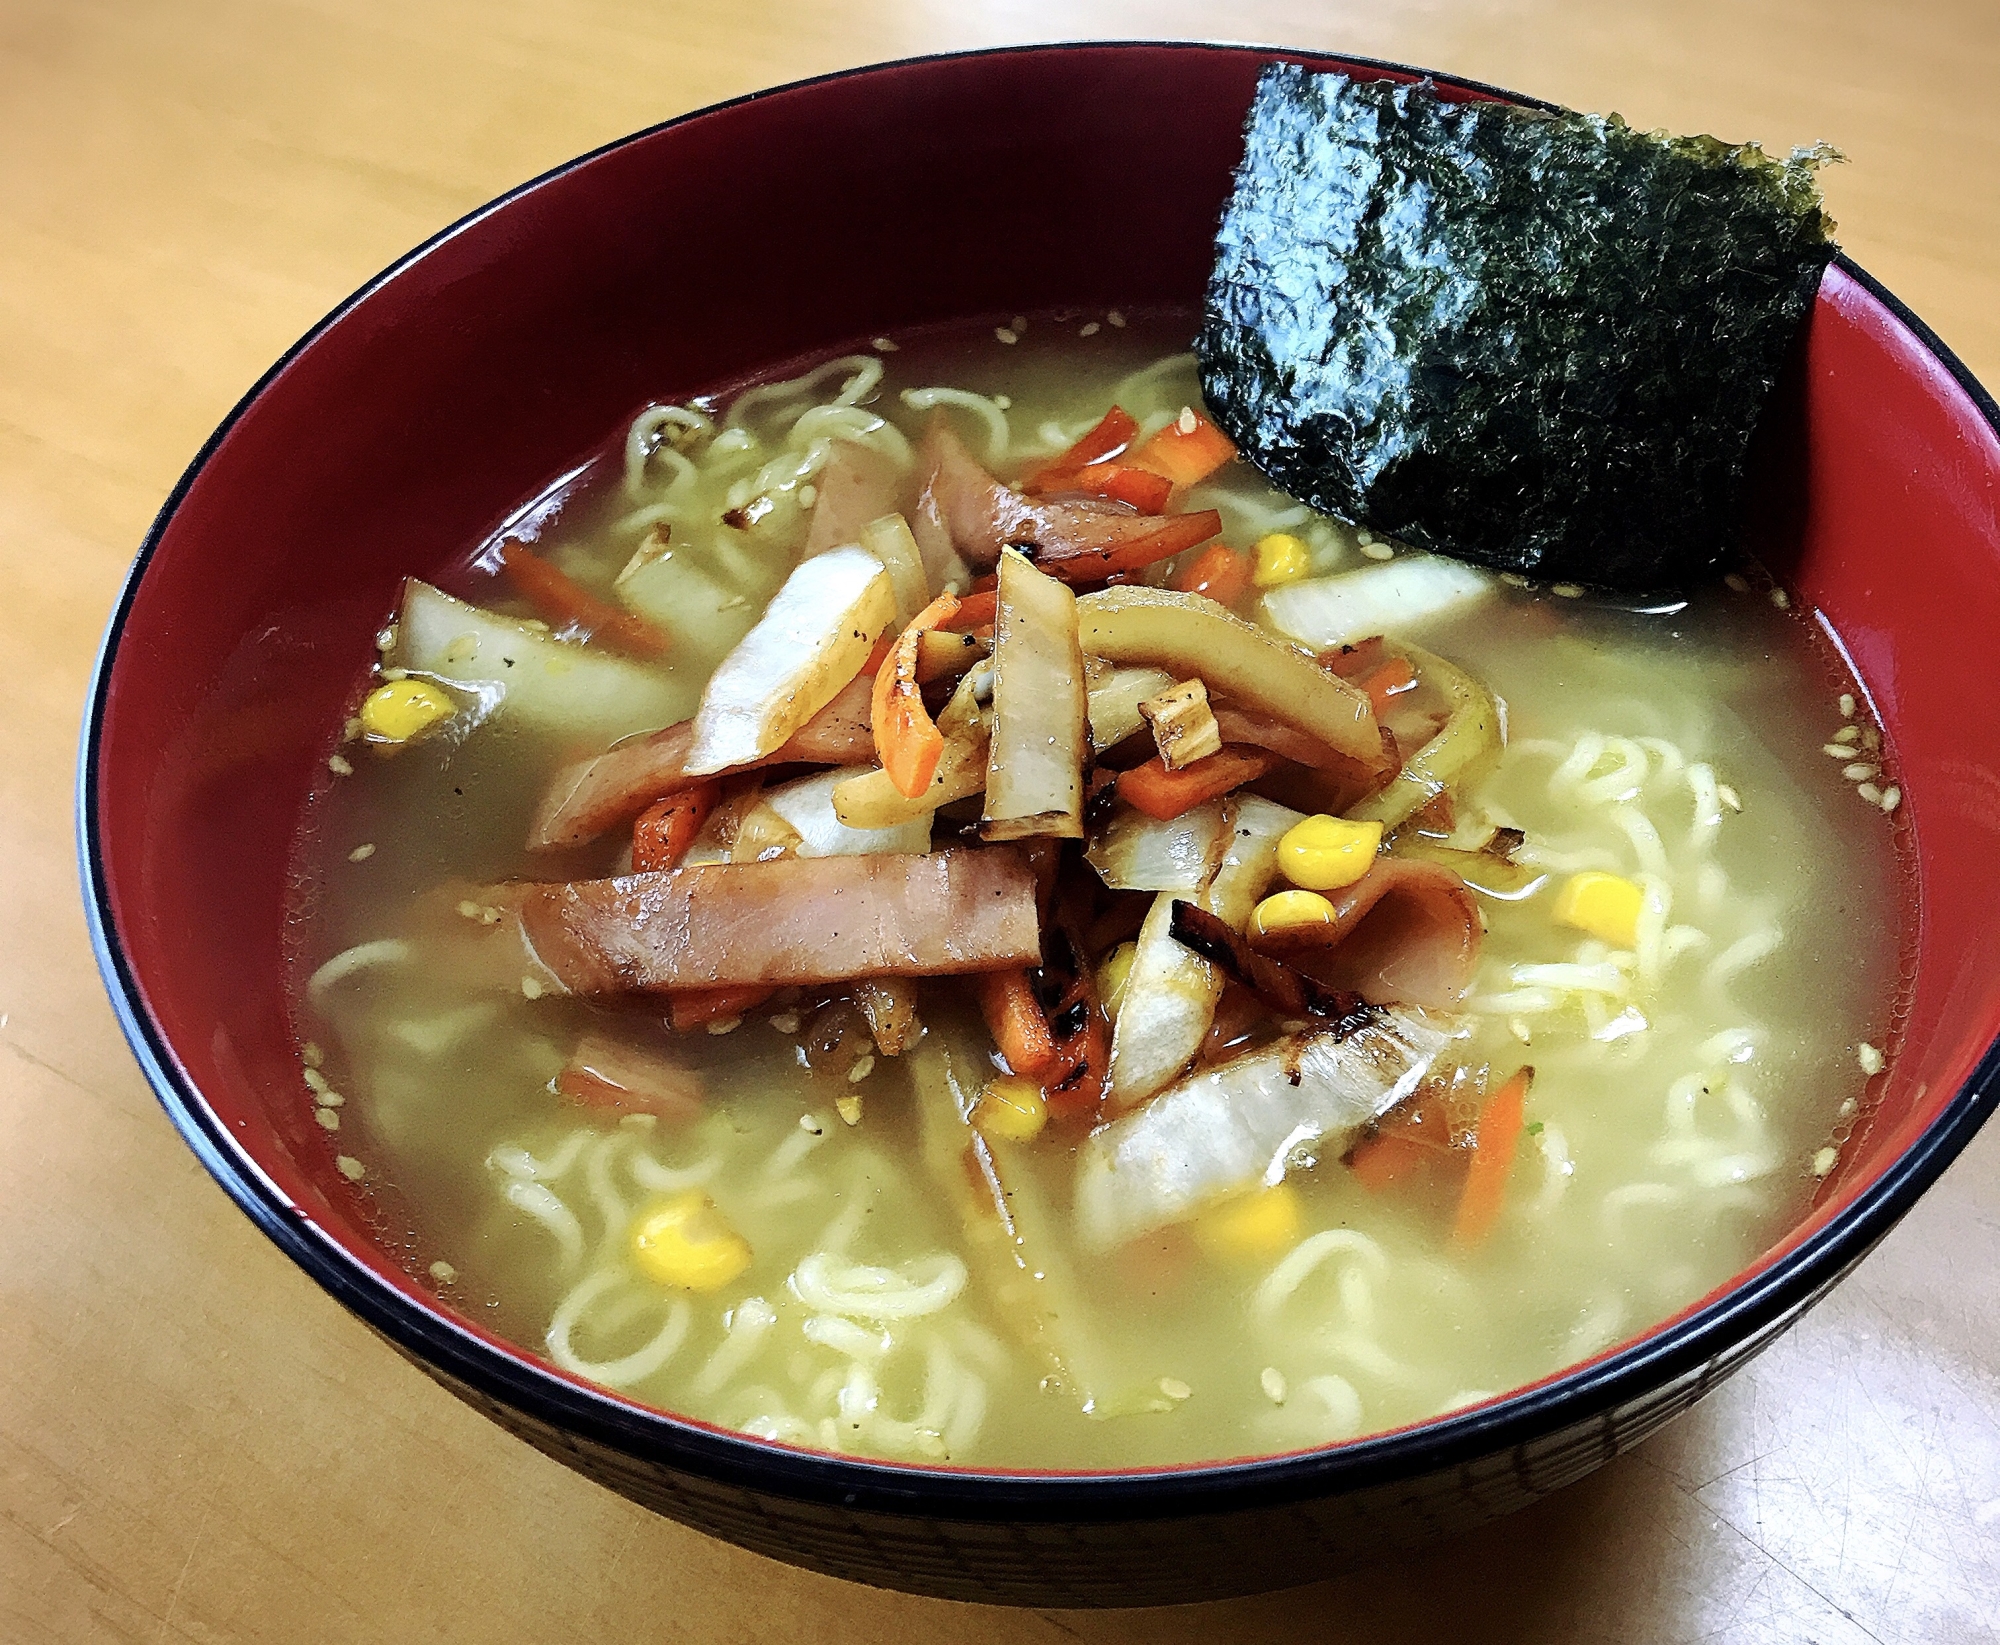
[1194,1183,1302,1260]
[1250,888,1337,940]
[1095,940,1138,1016]
[1553,871,1644,949]
[1251,532,1312,588]
[630,1192,752,1292]
[1278,814,1383,892]
[974,1075,1047,1144]
[359,678,455,743]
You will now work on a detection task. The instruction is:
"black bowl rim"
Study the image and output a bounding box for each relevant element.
[77,39,2000,1523]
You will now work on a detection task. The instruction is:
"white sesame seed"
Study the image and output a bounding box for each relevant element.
[1839,693,1856,718]
[1107,310,1126,327]
[1079,321,1100,337]
[302,1042,324,1069]
[1769,587,1791,610]
[342,717,364,742]
[1842,764,1879,782]
[769,1012,802,1035]
[1880,785,1902,813]
[994,394,1012,410]
[1861,727,1880,751]
[1510,1017,1532,1045]
[429,1260,458,1284]
[835,1092,863,1127]
[1260,1367,1287,1403]
[315,1107,341,1131]
[521,977,544,1000]
[706,1015,742,1035]
[994,327,1018,345]
[1498,571,1530,588]
[479,906,502,925]
[328,754,354,777]
[1360,542,1395,561]
[872,336,898,352]
[1832,725,1861,745]
[1723,573,1750,593]
[1717,785,1742,812]
[848,1054,876,1083]
[1838,1097,1858,1119]
[1552,582,1584,598]
[1177,405,1199,435]
[1159,1377,1192,1402]
[1812,1145,1838,1178]
[381,666,409,682]
[347,843,376,862]
[1858,1042,1885,1075]
[797,483,817,509]
[316,1089,345,1109]
[303,1066,330,1095]
[456,900,480,919]
[1856,782,1883,805]
[1823,743,1856,759]
[799,1113,825,1136]
[618,1112,656,1132]
[375,627,396,652]
[336,1154,366,1181]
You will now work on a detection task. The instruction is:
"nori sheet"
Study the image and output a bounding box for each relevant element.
[1197,67,1836,589]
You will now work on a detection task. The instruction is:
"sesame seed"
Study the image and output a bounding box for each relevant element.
[1769,587,1792,610]
[1177,405,1199,435]
[375,628,396,652]
[1839,693,1856,718]
[1159,1377,1192,1402]
[1723,573,1750,593]
[835,1092,863,1127]
[1842,763,1879,782]
[381,666,409,682]
[521,977,544,1000]
[328,754,354,777]
[1838,1097,1858,1119]
[315,1108,341,1131]
[1552,582,1584,598]
[348,843,376,862]
[872,336,898,351]
[1823,743,1855,759]
[316,1089,345,1108]
[479,906,502,925]
[1832,726,1861,745]
[1107,310,1126,327]
[994,395,1012,410]
[336,1154,366,1181]
[1079,321,1100,337]
[994,327,1018,345]
[796,482,817,509]
[1812,1146,1838,1178]
[769,1012,802,1035]
[1858,1041,1885,1075]
[1498,571,1530,588]
[429,1260,458,1284]
[1856,782,1883,805]
[799,1114,825,1136]
[1260,1367,1287,1403]
[342,717,364,742]
[456,900,480,919]
[302,1042,324,1069]
[1360,542,1394,561]
[1509,1018,1532,1045]
[848,1054,876,1083]
[1861,727,1880,751]
[303,1067,330,1095]
[1880,785,1902,813]
[618,1112,656,1132]
[706,1015,741,1035]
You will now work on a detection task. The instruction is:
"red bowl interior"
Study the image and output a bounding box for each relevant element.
[85,43,2000,1486]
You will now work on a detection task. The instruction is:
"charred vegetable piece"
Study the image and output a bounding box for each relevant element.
[632,783,720,873]
[1168,900,1374,1028]
[1075,1007,1457,1250]
[507,847,1042,993]
[1248,856,1484,1010]
[1199,66,1836,588]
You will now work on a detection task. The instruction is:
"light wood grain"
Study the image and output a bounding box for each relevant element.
[4,2,1998,1640]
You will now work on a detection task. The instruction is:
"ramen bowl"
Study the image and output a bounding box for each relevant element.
[80,42,2000,1606]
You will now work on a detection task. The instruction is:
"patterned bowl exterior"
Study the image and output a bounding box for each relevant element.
[81,43,2000,1607]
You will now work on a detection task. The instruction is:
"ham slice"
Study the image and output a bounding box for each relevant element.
[803,440,906,559]
[510,846,1043,993]
[1254,857,1483,1010]
[527,673,876,850]
[914,420,1220,581]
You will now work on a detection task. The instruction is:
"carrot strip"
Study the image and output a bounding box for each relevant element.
[632,782,719,873]
[1359,655,1418,716]
[941,590,998,630]
[1032,462,1173,513]
[666,984,774,1032]
[1127,408,1236,488]
[1116,746,1277,821]
[1028,406,1139,486]
[498,541,670,660]
[871,590,962,798]
[1347,1132,1440,1194]
[1173,542,1253,609]
[1452,1066,1534,1246]
[975,967,1058,1078]
[1040,972,1109,1123]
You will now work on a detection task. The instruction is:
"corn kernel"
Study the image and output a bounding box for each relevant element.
[1194,1183,1302,1260]
[359,678,456,743]
[1252,532,1312,588]
[1096,941,1138,1016]
[1277,814,1383,891]
[1553,871,1644,949]
[974,1075,1047,1144]
[630,1192,752,1292]
[1250,888,1337,940]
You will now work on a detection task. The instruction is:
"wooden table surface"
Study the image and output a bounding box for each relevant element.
[6,1,1998,1639]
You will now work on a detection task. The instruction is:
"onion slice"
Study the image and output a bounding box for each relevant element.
[982,548,1088,841]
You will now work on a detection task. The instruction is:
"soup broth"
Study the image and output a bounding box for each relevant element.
[289,315,1904,1469]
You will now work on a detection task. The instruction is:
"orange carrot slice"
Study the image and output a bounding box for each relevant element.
[1452,1066,1534,1246]
[871,590,961,799]
[632,782,719,873]
[1128,407,1236,488]
[1116,746,1277,821]
[975,967,1058,1078]
[1173,542,1253,609]
[498,541,670,660]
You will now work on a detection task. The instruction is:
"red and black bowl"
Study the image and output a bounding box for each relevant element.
[78,42,2000,1607]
